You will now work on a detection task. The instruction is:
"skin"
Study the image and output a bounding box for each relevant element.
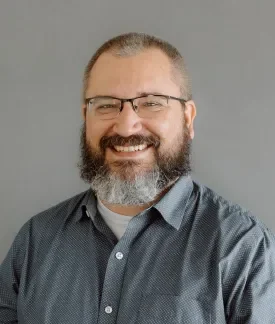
[81,48,196,215]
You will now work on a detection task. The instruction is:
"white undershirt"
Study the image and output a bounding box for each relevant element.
[97,198,134,240]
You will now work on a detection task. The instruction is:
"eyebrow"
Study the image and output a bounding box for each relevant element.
[135,91,166,97]
[86,91,168,99]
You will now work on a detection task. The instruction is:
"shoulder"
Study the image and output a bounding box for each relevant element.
[192,179,267,227]
[191,179,275,255]
[31,189,89,225]
[3,189,90,273]
[16,189,90,244]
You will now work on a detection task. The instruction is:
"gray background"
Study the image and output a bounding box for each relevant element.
[0,0,274,262]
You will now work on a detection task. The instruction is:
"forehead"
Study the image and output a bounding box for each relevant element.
[87,48,181,98]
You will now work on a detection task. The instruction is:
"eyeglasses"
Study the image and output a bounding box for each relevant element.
[85,94,187,120]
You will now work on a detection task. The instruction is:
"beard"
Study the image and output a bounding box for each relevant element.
[77,121,192,205]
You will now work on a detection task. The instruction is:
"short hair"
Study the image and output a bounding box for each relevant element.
[82,32,192,103]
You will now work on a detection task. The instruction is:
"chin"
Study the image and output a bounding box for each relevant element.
[110,163,155,179]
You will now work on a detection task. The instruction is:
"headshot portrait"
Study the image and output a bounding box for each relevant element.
[0,1,275,323]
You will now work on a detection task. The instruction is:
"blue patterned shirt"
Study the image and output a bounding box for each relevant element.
[1,175,275,323]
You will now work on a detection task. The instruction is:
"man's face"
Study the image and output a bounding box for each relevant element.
[78,48,196,205]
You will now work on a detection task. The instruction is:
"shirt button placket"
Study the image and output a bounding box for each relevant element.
[99,249,127,323]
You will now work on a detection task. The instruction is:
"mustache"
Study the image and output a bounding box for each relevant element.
[99,134,160,150]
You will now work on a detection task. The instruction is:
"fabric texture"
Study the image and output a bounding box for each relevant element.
[1,175,275,323]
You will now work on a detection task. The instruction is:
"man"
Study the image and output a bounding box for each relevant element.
[0,32,275,323]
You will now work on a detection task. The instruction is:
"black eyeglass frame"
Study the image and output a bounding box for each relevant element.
[85,94,187,114]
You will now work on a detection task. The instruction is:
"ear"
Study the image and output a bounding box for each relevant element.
[81,104,87,121]
[184,100,196,139]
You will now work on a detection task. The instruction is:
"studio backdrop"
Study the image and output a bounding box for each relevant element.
[0,0,274,262]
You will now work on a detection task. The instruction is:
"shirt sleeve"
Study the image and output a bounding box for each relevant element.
[226,226,275,323]
[0,221,30,324]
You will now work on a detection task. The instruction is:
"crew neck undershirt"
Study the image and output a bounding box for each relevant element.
[97,198,134,240]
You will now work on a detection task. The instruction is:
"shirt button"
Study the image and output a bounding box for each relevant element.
[116,252,124,260]
[105,306,113,314]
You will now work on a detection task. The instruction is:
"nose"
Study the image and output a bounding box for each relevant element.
[112,101,143,137]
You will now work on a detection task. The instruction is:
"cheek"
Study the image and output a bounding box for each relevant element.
[85,120,108,147]
[149,115,181,145]
[85,125,96,143]
[145,114,170,134]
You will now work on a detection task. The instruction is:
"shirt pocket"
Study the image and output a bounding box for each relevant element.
[136,293,211,324]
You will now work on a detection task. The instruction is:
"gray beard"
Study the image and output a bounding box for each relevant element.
[77,122,192,205]
[90,163,167,205]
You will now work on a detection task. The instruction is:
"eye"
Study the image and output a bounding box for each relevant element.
[143,101,160,106]
[97,104,117,109]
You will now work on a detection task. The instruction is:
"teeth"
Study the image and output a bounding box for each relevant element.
[114,144,148,152]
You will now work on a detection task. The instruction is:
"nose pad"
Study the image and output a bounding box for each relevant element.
[132,104,138,113]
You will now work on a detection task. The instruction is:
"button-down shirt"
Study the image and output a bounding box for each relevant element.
[1,175,275,323]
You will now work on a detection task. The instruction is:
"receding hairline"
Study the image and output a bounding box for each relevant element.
[82,32,192,103]
[87,47,183,94]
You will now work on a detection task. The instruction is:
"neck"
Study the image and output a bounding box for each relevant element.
[100,201,153,216]
[99,177,179,216]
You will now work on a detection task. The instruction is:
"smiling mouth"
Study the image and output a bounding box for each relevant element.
[107,144,153,157]
[112,144,149,152]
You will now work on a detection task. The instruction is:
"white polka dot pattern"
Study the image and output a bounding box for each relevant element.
[1,175,275,323]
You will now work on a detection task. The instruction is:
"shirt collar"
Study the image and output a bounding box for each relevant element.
[153,175,193,230]
[74,188,97,223]
[75,175,193,229]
